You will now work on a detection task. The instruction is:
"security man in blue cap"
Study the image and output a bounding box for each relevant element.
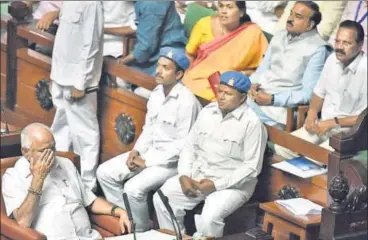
[97,47,202,232]
[154,71,268,237]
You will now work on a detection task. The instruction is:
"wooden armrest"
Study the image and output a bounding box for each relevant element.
[286,105,310,132]
[16,24,54,47]
[1,214,46,240]
[296,105,309,130]
[89,214,122,236]
[103,57,156,90]
[122,33,136,58]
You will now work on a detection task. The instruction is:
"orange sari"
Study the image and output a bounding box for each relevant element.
[183,22,268,101]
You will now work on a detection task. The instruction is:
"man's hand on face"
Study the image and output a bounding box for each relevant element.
[179,176,199,197]
[193,179,216,195]
[30,149,55,180]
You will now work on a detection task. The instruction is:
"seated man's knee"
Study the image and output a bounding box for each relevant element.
[124,180,145,200]
[196,210,225,237]
[96,162,109,182]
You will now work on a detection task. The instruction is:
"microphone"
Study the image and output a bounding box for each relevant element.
[123,193,136,240]
[1,106,9,134]
[157,189,182,240]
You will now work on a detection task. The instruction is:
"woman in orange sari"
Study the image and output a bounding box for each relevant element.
[183,1,268,101]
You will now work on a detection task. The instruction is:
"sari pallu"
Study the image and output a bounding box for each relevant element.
[183,23,268,101]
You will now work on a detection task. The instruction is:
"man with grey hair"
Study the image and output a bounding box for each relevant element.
[2,123,132,239]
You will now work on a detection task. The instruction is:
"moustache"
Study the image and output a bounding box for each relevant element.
[335,49,346,55]
[287,20,293,26]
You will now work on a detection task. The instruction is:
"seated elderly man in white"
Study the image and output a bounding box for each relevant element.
[2,123,132,240]
[276,20,367,158]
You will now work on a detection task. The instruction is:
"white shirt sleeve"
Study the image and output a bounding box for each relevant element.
[74,3,103,91]
[313,55,332,99]
[133,96,155,154]
[178,109,204,177]
[73,166,97,207]
[257,1,286,12]
[1,169,28,216]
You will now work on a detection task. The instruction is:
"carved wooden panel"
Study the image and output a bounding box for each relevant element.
[15,56,55,125]
[98,87,147,163]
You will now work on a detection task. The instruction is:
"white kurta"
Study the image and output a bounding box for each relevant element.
[275,52,367,159]
[154,102,268,237]
[102,1,136,57]
[50,1,103,191]
[2,157,100,240]
[246,1,286,34]
[97,82,202,232]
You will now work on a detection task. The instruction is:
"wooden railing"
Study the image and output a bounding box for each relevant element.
[0,2,156,163]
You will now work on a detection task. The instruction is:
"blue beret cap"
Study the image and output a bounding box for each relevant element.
[220,71,251,93]
[159,47,190,71]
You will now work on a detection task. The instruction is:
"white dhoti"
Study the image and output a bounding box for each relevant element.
[153,176,249,238]
[50,82,100,191]
[96,151,177,232]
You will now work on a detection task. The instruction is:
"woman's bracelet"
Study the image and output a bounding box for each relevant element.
[28,187,42,197]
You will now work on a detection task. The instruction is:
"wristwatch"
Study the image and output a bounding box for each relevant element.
[270,94,275,105]
[111,205,119,216]
[334,117,341,128]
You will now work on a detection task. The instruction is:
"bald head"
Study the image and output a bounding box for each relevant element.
[21,123,54,150]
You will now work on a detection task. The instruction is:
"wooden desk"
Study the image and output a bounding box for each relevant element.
[260,202,321,240]
[1,121,21,157]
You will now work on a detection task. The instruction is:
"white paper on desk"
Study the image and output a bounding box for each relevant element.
[276,198,323,215]
[105,230,183,240]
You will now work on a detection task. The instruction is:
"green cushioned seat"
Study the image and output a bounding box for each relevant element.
[183,3,216,36]
[353,150,367,167]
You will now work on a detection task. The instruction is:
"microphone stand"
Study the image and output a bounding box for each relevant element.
[157,190,182,240]
[1,106,10,134]
[123,193,137,240]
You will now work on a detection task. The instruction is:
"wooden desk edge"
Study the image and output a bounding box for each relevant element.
[260,202,321,228]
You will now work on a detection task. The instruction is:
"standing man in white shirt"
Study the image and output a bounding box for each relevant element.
[102,1,136,58]
[97,48,202,232]
[246,1,287,35]
[154,71,268,238]
[50,1,104,192]
[102,1,136,89]
[275,20,367,158]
